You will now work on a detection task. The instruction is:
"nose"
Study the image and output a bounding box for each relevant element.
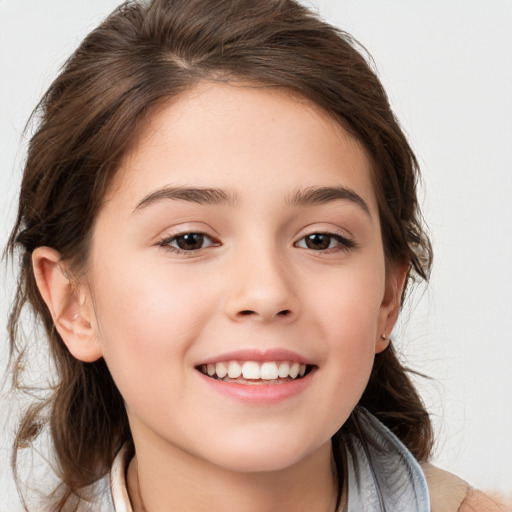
[224,248,299,324]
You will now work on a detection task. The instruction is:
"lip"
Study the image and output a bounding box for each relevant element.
[196,348,314,366]
[197,367,315,404]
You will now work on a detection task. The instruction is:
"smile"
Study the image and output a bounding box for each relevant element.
[198,360,312,384]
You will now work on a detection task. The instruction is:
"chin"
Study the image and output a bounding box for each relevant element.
[211,452,308,474]
[200,433,329,474]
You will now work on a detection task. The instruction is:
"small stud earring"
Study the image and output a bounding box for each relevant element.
[380,334,387,340]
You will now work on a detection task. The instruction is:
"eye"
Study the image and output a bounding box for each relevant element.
[295,233,355,251]
[159,232,218,253]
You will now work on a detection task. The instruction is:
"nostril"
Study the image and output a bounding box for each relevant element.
[235,309,292,319]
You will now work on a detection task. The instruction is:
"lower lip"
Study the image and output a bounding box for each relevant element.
[197,370,315,405]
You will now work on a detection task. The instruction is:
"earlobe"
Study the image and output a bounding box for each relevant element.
[375,333,390,354]
[32,247,103,363]
[376,262,409,354]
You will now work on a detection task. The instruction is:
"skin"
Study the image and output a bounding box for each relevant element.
[34,83,400,511]
[33,83,509,512]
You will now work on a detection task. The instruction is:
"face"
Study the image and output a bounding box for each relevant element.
[79,83,400,473]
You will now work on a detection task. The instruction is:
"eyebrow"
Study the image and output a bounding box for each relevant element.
[288,186,371,216]
[133,186,238,212]
[132,184,371,217]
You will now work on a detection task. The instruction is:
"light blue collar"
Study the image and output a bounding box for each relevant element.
[345,408,430,512]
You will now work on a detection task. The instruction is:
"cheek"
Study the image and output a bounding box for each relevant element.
[307,262,385,407]
[312,259,385,344]
[87,260,218,396]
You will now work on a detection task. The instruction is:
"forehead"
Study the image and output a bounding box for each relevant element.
[107,82,376,211]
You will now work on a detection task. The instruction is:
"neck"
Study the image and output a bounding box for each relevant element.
[126,438,340,512]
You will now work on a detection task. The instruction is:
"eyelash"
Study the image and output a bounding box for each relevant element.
[157,230,356,255]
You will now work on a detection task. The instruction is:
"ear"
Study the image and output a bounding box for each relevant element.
[375,262,409,354]
[32,247,103,362]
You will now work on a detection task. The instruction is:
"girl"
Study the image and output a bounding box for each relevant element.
[4,0,509,510]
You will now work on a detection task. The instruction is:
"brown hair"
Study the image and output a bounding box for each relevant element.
[6,0,433,508]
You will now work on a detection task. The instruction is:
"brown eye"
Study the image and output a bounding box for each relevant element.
[295,233,355,251]
[160,232,218,253]
[305,234,331,250]
[174,233,205,250]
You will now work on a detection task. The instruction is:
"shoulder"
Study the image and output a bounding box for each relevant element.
[421,462,511,512]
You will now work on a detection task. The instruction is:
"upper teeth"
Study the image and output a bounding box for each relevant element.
[201,361,307,380]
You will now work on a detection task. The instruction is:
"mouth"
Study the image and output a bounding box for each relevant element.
[196,360,314,385]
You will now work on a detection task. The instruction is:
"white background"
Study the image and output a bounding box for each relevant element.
[1,0,511,507]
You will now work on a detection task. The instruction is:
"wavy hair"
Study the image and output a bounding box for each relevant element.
[6,0,433,509]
